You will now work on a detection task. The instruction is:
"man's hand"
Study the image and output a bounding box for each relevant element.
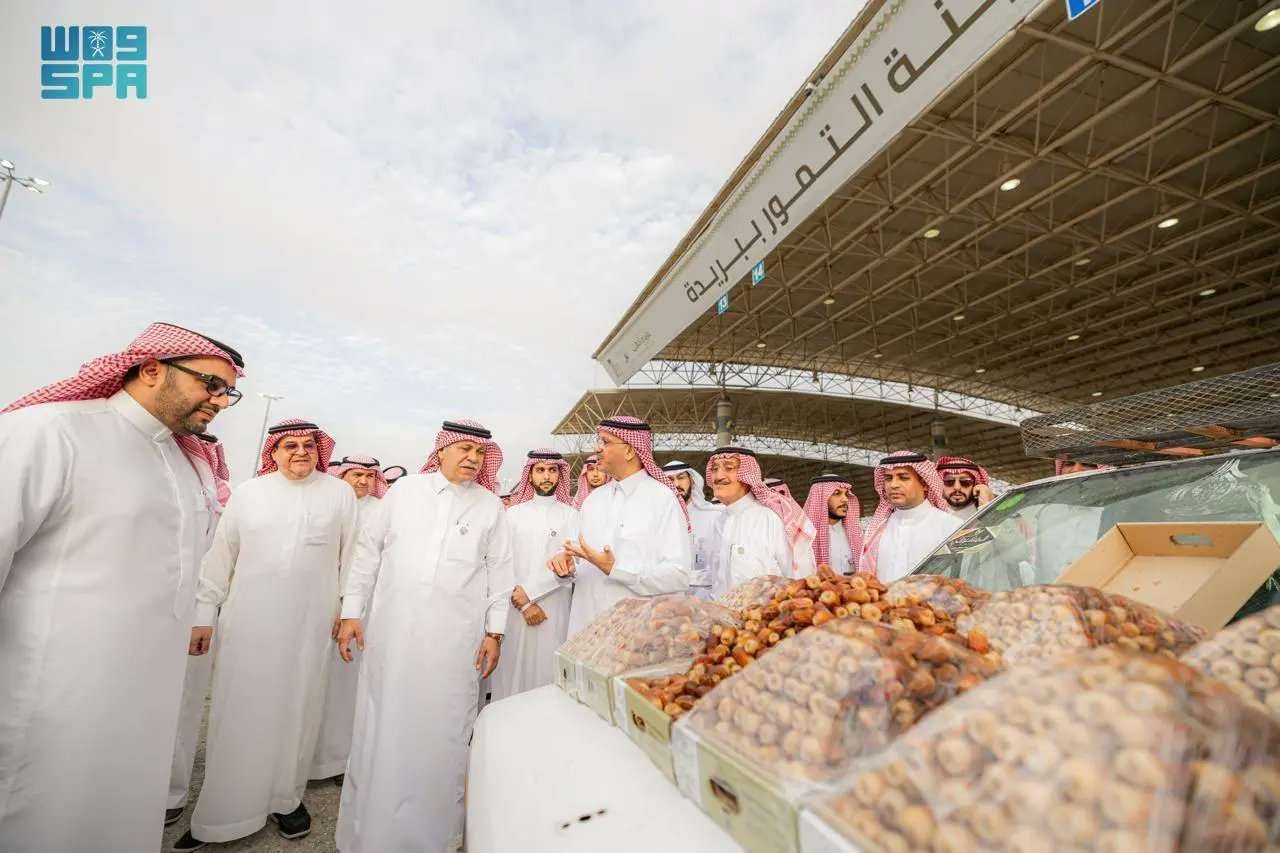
[331,616,341,641]
[522,603,547,627]
[975,484,996,506]
[563,535,615,575]
[475,635,501,678]
[189,626,213,656]
[547,550,576,578]
[336,618,365,663]
[511,585,530,609]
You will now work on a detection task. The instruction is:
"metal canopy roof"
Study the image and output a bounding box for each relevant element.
[568,0,1280,486]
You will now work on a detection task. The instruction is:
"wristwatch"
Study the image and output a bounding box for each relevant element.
[485,632,504,646]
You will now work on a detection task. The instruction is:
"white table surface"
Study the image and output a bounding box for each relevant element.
[466,684,743,852]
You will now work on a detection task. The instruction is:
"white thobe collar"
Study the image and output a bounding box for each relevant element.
[893,500,936,524]
[724,491,758,517]
[610,468,648,498]
[275,469,322,487]
[109,389,175,444]
[427,469,473,496]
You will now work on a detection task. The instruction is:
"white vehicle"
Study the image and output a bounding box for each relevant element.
[911,447,1280,623]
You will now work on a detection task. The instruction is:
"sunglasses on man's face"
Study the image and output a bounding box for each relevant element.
[943,477,975,488]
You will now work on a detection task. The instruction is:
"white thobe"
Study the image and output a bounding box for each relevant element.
[168,649,214,810]
[489,495,579,701]
[0,391,214,853]
[688,502,724,599]
[948,503,979,522]
[336,472,514,853]
[873,502,964,583]
[565,470,693,636]
[311,495,382,780]
[189,470,356,842]
[717,493,794,589]
[828,522,857,575]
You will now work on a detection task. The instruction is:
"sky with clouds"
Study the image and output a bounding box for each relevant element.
[2,1,863,488]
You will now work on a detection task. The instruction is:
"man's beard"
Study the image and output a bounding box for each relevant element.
[679,485,692,501]
[156,379,208,435]
[829,510,845,521]
[534,481,556,497]
[947,492,975,508]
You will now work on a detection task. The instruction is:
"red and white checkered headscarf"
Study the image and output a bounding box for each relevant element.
[935,455,989,486]
[3,322,245,494]
[707,447,815,571]
[509,448,573,507]
[420,418,504,494]
[382,465,407,486]
[329,453,389,498]
[195,433,233,508]
[764,477,794,501]
[573,453,610,510]
[597,416,689,527]
[1054,458,1116,476]
[860,451,949,577]
[257,418,336,475]
[802,474,862,569]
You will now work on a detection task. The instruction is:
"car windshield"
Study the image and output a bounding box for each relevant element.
[913,450,1280,617]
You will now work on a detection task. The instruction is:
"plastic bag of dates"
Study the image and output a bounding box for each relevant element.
[718,575,792,613]
[681,617,1003,793]
[955,584,1205,669]
[809,647,1280,853]
[576,594,741,676]
[1183,603,1280,722]
[884,575,990,619]
[557,596,649,662]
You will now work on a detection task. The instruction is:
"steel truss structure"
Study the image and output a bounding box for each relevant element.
[566,0,1280,491]
[627,359,1049,426]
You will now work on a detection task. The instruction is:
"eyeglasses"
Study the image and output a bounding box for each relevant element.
[162,360,243,406]
[942,477,975,488]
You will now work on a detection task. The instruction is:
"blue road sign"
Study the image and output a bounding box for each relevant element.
[716,293,730,315]
[751,260,766,286]
[1065,0,1101,21]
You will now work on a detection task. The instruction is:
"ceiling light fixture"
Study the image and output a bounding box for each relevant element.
[822,295,836,305]
[923,228,941,239]
[1199,288,1216,297]
[755,341,767,349]
[1067,333,1081,341]
[1256,8,1280,31]
[953,314,966,322]
[873,351,884,359]
[1157,217,1180,229]
[1091,391,1103,397]
[999,177,1021,192]
[974,367,986,374]
[1075,257,1091,266]
[1191,365,1205,373]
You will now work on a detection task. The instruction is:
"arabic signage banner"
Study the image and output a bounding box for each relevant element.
[597,0,1045,385]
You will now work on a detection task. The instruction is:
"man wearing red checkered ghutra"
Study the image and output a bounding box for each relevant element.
[334,419,514,853]
[0,323,243,853]
[175,419,358,850]
[548,416,693,635]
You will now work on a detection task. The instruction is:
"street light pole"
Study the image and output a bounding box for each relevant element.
[0,159,51,224]
[251,393,285,475]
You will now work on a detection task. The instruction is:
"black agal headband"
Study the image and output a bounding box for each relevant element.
[442,420,492,440]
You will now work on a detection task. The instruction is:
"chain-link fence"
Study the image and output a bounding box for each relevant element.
[1021,363,1280,467]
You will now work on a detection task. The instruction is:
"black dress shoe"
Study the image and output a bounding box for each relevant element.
[165,806,185,826]
[269,802,312,839]
[171,831,206,852]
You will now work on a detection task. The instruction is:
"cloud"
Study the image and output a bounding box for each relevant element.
[2,0,863,487]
